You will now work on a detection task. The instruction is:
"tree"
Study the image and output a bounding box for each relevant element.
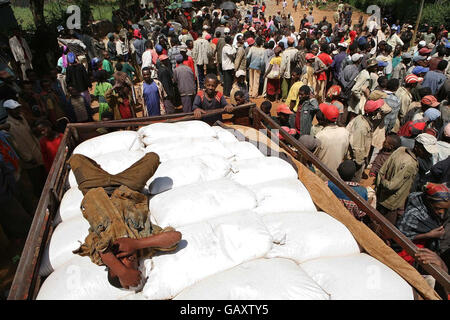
[29,0,46,29]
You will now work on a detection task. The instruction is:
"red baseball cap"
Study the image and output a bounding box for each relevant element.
[305,53,316,60]
[421,95,440,107]
[276,104,293,115]
[418,47,432,55]
[205,33,212,40]
[412,121,427,131]
[133,29,142,39]
[364,99,384,113]
[319,103,339,122]
[159,54,169,61]
[246,37,255,46]
[278,126,297,140]
[405,74,423,84]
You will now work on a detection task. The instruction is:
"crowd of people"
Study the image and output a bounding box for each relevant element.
[0,0,449,297]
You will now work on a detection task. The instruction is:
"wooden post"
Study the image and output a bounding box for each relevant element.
[411,0,425,48]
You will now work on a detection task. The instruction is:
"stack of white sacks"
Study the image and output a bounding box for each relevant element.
[37,121,414,300]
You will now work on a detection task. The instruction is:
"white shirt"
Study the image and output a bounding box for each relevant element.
[222,44,236,71]
[116,40,128,56]
[141,50,153,70]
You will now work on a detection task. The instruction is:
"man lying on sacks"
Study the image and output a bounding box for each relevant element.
[68,152,182,290]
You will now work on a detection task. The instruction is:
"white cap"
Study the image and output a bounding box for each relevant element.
[338,42,348,48]
[351,53,363,62]
[224,27,231,34]
[236,70,246,77]
[419,40,426,47]
[3,99,21,110]
[416,133,438,154]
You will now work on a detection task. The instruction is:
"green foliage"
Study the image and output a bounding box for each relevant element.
[12,0,119,31]
[421,2,450,27]
[345,0,449,27]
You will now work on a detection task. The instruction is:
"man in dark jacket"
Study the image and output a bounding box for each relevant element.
[65,52,92,106]
[157,55,176,114]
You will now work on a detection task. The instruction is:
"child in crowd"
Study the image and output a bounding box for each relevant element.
[93,70,113,120]
[36,120,64,173]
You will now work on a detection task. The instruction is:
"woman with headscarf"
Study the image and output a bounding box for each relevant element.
[57,46,69,74]
[264,45,282,101]
[396,183,450,265]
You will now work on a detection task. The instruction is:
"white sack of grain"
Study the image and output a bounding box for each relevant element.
[142,212,273,300]
[262,212,360,264]
[249,178,316,215]
[147,154,232,195]
[300,253,414,300]
[228,157,297,186]
[174,258,330,300]
[39,216,90,277]
[54,187,84,225]
[72,131,143,159]
[139,121,216,146]
[222,141,265,161]
[211,126,239,144]
[149,179,257,228]
[144,137,233,162]
[37,255,138,300]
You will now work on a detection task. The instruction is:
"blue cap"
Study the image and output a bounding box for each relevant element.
[377,61,388,67]
[413,55,426,62]
[424,108,441,121]
[175,54,184,64]
[91,57,100,67]
[412,66,429,75]
[358,36,367,45]
[155,44,163,53]
[68,52,76,64]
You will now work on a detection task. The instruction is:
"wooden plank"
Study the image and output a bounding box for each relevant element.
[68,103,256,129]
[8,128,72,300]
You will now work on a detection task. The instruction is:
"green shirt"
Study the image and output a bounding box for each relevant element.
[102,59,114,77]
[121,63,136,80]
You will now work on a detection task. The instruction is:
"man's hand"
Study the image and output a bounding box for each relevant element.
[113,238,138,258]
[117,267,142,289]
[427,226,445,239]
[224,105,234,113]
[415,248,448,273]
[193,108,206,119]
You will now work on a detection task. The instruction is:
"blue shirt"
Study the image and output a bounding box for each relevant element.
[143,81,160,116]
[327,181,368,201]
[421,70,447,95]
[331,52,347,79]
